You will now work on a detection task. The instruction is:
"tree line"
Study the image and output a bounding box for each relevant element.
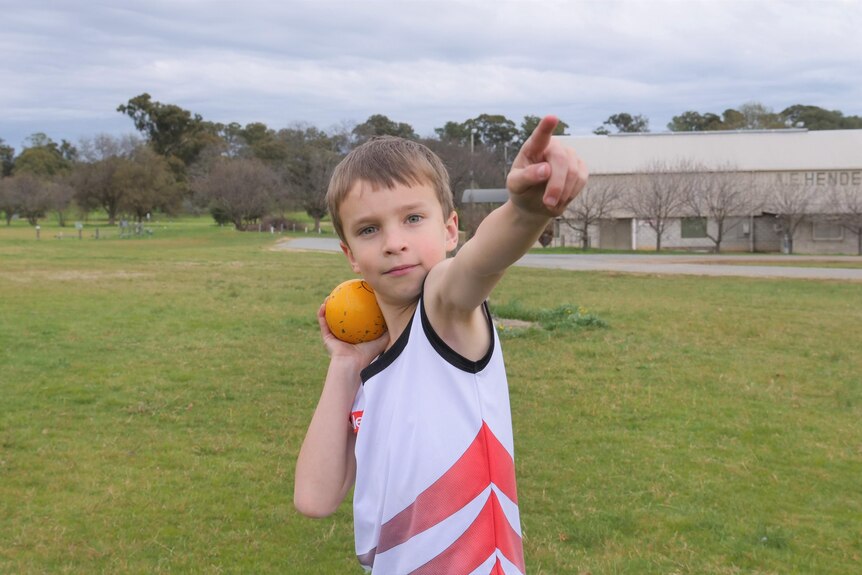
[594,102,862,134]
[1,95,859,234]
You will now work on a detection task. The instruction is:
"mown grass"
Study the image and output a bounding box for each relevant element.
[1,218,860,574]
[531,245,862,265]
[706,260,862,270]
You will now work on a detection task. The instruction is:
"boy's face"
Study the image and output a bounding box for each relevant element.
[339,180,458,308]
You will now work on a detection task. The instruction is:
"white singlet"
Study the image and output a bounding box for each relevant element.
[350,296,525,574]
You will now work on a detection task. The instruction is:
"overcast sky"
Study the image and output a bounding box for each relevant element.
[2,0,861,151]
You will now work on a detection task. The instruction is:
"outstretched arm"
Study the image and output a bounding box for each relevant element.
[432,115,588,312]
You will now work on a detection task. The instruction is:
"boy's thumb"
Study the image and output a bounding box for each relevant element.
[507,162,550,195]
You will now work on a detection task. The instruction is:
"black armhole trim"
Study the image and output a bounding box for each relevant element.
[360,313,412,383]
[420,297,495,374]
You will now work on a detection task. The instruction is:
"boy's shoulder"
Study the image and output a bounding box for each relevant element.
[421,260,493,363]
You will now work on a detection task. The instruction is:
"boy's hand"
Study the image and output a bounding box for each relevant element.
[506,115,588,218]
[317,303,387,367]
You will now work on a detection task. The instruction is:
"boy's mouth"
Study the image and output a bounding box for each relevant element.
[384,264,417,276]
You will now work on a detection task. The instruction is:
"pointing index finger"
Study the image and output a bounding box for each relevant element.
[521,115,559,162]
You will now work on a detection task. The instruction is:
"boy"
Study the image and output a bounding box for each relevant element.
[295,116,587,574]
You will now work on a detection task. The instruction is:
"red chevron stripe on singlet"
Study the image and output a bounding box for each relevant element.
[375,421,523,572]
[410,490,524,574]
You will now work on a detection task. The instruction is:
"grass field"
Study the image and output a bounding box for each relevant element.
[2,218,860,574]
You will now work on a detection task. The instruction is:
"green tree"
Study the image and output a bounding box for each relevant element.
[241,122,290,163]
[215,122,247,158]
[117,93,220,171]
[779,105,862,130]
[352,114,418,144]
[666,111,722,132]
[13,134,72,178]
[433,114,532,189]
[434,121,472,145]
[278,125,343,231]
[595,113,650,134]
[669,103,786,132]
[517,115,569,147]
[719,109,746,130]
[116,146,182,221]
[0,138,15,177]
[737,102,784,130]
[465,114,518,151]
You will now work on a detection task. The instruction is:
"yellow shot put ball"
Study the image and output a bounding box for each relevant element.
[325,279,386,343]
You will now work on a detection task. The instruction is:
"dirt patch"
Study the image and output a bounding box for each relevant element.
[494,318,535,330]
[0,270,149,283]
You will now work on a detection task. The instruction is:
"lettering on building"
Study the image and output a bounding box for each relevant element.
[776,171,862,187]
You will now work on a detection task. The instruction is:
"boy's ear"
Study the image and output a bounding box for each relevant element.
[340,241,362,274]
[445,211,459,252]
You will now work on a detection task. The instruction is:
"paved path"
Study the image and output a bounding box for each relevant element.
[278,237,862,282]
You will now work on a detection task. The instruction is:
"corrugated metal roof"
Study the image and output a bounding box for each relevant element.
[557,129,862,174]
[461,188,508,203]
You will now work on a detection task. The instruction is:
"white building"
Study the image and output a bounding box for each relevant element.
[553,129,862,254]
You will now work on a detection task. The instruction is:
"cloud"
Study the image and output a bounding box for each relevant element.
[1,0,861,148]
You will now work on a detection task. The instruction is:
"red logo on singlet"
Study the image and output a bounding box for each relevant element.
[350,411,363,434]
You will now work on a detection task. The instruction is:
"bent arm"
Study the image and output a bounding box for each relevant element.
[294,357,362,517]
[294,305,387,518]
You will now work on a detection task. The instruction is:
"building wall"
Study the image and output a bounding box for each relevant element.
[463,130,862,254]
[793,217,860,254]
[555,164,861,254]
[752,216,783,253]
[627,216,757,252]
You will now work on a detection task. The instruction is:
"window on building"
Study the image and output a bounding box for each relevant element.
[736,220,751,239]
[812,221,844,241]
[681,217,707,238]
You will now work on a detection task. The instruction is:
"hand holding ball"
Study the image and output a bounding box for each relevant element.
[325,279,387,343]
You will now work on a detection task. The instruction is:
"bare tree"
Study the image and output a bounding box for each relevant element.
[47,177,76,226]
[5,173,51,225]
[0,177,18,225]
[78,133,140,162]
[628,161,691,251]
[685,165,760,253]
[71,156,126,224]
[424,138,501,208]
[562,177,621,248]
[767,182,815,254]
[192,157,281,230]
[116,146,182,221]
[73,134,144,224]
[278,124,342,232]
[301,147,340,233]
[830,185,862,255]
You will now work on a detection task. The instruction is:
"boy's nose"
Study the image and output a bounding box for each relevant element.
[382,229,408,254]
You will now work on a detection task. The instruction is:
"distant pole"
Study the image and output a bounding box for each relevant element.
[36,225,41,240]
[469,128,477,189]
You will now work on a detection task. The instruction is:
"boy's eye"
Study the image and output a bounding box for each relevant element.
[358,226,377,236]
[406,214,422,224]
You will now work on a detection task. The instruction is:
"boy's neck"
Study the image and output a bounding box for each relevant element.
[379,299,419,351]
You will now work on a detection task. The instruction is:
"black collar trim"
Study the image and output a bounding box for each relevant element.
[420,296,495,374]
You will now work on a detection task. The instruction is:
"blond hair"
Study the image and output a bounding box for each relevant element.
[326,137,455,242]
